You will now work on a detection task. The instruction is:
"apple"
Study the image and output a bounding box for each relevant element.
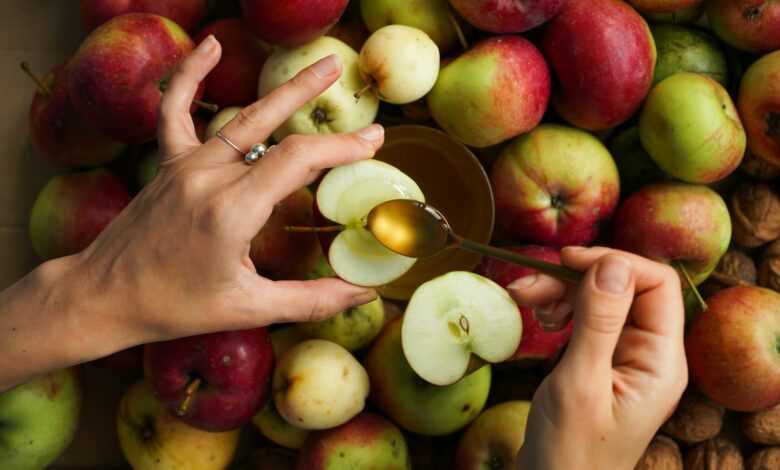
[427,36,550,148]
[239,447,297,470]
[708,0,780,53]
[0,368,81,469]
[253,400,310,449]
[738,50,780,169]
[651,24,729,87]
[491,124,620,247]
[258,36,379,142]
[358,25,440,105]
[80,0,208,32]
[365,316,491,436]
[454,401,532,470]
[195,19,269,108]
[627,0,703,14]
[645,3,705,23]
[97,346,144,373]
[136,148,160,188]
[360,0,461,53]
[608,127,666,197]
[448,0,567,33]
[69,13,198,143]
[686,286,780,411]
[271,327,310,360]
[273,339,369,430]
[327,1,370,51]
[204,106,242,141]
[541,0,656,131]
[117,380,240,469]
[29,169,131,260]
[241,0,349,47]
[25,61,125,168]
[296,412,410,470]
[476,246,573,362]
[612,182,732,286]
[316,159,424,287]
[639,73,746,184]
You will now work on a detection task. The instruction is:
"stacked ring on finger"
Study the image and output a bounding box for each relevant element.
[215,130,272,166]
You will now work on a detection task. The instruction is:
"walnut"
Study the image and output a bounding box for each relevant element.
[704,250,757,297]
[744,403,780,445]
[758,241,780,292]
[730,183,780,248]
[684,436,745,470]
[740,150,780,181]
[663,389,725,444]
[747,447,780,470]
[635,435,683,470]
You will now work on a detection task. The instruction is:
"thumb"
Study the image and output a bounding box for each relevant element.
[559,254,635,377]
[259,278,377,324]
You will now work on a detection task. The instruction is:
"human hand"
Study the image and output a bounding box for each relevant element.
[509,247,688,470]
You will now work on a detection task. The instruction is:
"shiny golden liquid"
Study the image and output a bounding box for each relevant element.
[367,200,451,258]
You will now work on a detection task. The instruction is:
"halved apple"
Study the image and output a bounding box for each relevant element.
[402,272,522,386]
[316,160,425,286]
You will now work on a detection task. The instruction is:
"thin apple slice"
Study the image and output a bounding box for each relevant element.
[402,272,522,386]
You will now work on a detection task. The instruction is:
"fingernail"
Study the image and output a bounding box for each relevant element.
[351,289,377,307]
[312,54,341,79]
[508,275,538,290]
[196,35,218,54]
[357,125,384,142]
[533,304,555,322]
[596,256,631,294]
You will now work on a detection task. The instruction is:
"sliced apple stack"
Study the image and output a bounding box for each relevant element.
[402,272,522,386]
[316,160,425,287]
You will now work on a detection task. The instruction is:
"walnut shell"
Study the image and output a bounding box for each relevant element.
[684,436,745,470]
[747,447,780,470]
[663,389,725,444]
[730,183,780,248]
[740,150,780,181]
[758,241,780,292]
[636,435,683,470]
[744,403,780,445]
[704,250,757,297]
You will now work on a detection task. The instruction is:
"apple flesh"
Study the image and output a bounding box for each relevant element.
[651,24,728,87]
[627,0,703,14]
[253,400,310,450]
[639,73,746,184]
[80,0,208,32]
[241,0,348,47]
[708,0,780,53]
[29,169,131,260]
[258,36,379,142]
[448,0,567,33]
[541,0,656,131]
[69,13,198,143]
[491,124,620,247]
[316,160,424,287]
[686,286,780,411]
[455,401,532,470]
[0,368,81,470]
[360,0,460,53]
[738,50,780,168]
[427,36,550,148]
[144,327,274,432]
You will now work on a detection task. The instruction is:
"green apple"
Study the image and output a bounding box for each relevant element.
[258,36,379,141]
[609,127,666,196]
[205,106,242,140]
[295,297,384,352]
[273,340,370,430]
[455,401,532,470]
[360,0,461,53]
[0,368,81,470]
[365,317,491,436]
[651,24,728,87]
[252,401,309,450]
[116,381,239,469]
[639,72,746,184]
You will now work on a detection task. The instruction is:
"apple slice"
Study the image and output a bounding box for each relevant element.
[402,272,522,386]
[317,160,425,286]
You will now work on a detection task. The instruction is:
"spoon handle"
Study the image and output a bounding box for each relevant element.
[456,238,584,284]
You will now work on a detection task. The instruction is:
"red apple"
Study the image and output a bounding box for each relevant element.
[240,0,349,47]
[477,246,573,362]
[686,286,780,411]
[144,328,274,432]
[26,61,125,168]
[29,169,131,261]
[194,19,270,108]
[80,0,208,33]
[69,13,199,143]
[627,0,703,14]
[541,0,656,130]
[448,0,566,33]
[738,50,780,168]
[708,0,780,53]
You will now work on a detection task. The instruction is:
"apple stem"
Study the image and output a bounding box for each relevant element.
[448,7,469,51]
[20,62,51,96]
[675,261,708,312]
[285,225,345,233]
[354,82,373,101]
[177,378,202,417]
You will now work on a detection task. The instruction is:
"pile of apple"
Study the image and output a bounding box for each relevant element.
[6,0,780,468]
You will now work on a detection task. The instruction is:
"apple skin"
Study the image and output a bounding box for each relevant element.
[608,127,666,197]
[364,317,491,436]
[143,327,274,432]
[295,297,384,352]
[29,169,131,261]
[0,368,81,470]
[195,19,269,108]
[69,13,199,143]
[454,401,532,470]
[427,36,550,148]
[28,62,126,168]
[686,286,780,412]
[627,0,702,14]
[611,182,732,286]
[645,3,705,23]
[708,0,780,53]
[241,0,348,47]
[491,124,620,247]
[80,0,208,32]
[360,0,460,53]
[639,73,746,184]
[651,24,729,87]
[541,0,656,131]
[117,381,240,469]
[738,50,780,168]
[448,0,567,33]
[296,412,410,470]
[252,401,310,450]
[476,246,573,362]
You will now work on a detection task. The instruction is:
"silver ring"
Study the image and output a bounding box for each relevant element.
[215,131,243,155]
[244,143,272,165]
